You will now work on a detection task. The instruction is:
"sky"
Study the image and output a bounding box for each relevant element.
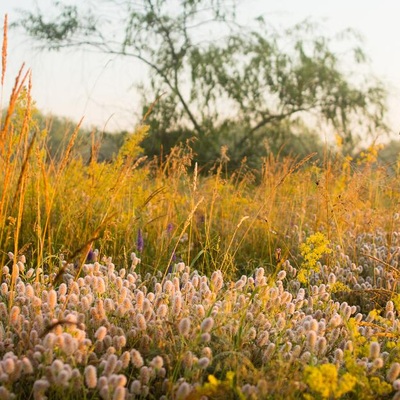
[1,0,400,140]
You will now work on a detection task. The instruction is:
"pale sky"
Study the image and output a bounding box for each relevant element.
[1,0,400,139]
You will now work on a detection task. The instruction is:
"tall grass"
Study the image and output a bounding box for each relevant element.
[0,51,399,282]
[1,16,400,400]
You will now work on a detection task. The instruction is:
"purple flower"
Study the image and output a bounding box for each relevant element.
[167,223,174,235]
[86,249,95,262]
[136,228,144,253]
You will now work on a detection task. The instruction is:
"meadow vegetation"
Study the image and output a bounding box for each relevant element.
[1,15,400,400]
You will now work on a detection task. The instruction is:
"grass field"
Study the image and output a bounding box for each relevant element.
[1,17,400,400]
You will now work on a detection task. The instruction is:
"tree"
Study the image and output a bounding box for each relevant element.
[16,0,388,167]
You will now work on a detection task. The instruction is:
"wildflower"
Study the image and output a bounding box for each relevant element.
[22,357,33,374]
[58,369,72,386]
[58,283,67,296]
[201,317,214,333]
[276,317,285,330]
[130,350,144,368]
[105,354,118,376]
[369,341,380,359]
[328,313,342,328]
[86,249,95,263]
[235,278,246,290]
[26,268,35,279]
[9,306,20,326]
[200,349,213,362]
[48,290,57,310]
[166,223,174,235]
[257,331,269,347]
[33,379,50,400]
[334,349,343,362]
[306,331,317,352]
[130,380,141,394]
[172,293,182,315]
[136,229,144,253]
[328,272,337,285]
[304,364,356,399]
[136,291,145,310]
[299,233,332,283]
[277,270,286,280]
[113,387,125,400]
[3,358,15,375]
[120,351,130,369]
[372,358,384,369]
[201,333,211,343]
[99,386,110,400]
[198,357,210,369]
[140,366,150,385]
[195,305,205,318]
[345,341,354,354]
[136,313,147,331]
[178,318,191,337]
[264,343,275,360]
[316,337,327,354]
[150,356,164,369]
[386,301,394,313]
[387,363,400,382]
[131,253,141,268]
[176,382,191,400]
[114,335,127,350]
[95,277,106,295]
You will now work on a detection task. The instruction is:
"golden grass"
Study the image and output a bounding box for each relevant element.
[0,19,400,400]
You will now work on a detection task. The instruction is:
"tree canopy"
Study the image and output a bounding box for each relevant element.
[16,0,388,167]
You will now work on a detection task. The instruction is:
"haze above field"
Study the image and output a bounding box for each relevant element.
[1,0,399,138]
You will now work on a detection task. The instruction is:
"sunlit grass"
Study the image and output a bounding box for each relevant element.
[1,15,400,400]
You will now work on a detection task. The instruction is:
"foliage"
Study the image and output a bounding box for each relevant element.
[16,0,388,167]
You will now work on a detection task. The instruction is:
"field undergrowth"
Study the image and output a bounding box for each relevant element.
[1,16,400,400]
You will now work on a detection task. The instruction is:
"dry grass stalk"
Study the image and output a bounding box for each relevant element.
[1,14,7,87]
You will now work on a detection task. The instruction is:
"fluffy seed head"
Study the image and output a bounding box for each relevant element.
[387,363,400,382]
[201,332,211,343]
[3,358,15,374]
[201,317,214,333]
[176,382,191,400]
[140,366,150,385]
[172,293,182,315]
[9,306,20,325]
[157,304,168,318]
[130,380,141,394]
[105,354,118,376]
[198,357,210,369]
[178,318,191,336]
[150,356,164,369]
[316,337,327,354]
[372,358,384,369]
[277,270,286,280]
[130,350,144,368]
[33,378,50,394]
[306,331,317,352]
[84,365,97,389]
[369,341,380,359]
[48,290,57,310]
[113,387,125,400]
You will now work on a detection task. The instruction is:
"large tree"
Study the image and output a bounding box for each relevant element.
[17,0,388,166]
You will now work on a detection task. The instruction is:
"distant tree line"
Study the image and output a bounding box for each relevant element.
[16,0,390,169]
